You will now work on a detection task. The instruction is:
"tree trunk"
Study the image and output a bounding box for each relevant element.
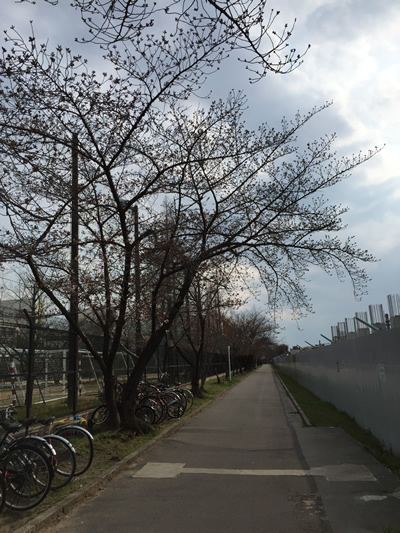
[191,364,200,396]
[103,371,120,428]
[119,263,198,426]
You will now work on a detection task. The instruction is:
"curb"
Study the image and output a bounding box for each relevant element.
[272,367,312,427]
[14,380,240,533]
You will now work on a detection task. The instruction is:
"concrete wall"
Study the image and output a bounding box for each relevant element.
[274,327,400,455]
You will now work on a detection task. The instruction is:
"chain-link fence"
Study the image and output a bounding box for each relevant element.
[0,348,133,408]
[0,321,229,411]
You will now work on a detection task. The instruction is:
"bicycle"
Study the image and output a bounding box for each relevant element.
[174,383,194,411]
[0,409,57,484]
[89,379,190,428]
[1,406,76,489]
[157,374,194,412]
[0,421,53,511]
[89,377,163,427]
[139,378,192,419]
[1,405,93,479]
[49,417,94,476]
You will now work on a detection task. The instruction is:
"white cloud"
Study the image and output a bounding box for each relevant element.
[1,0,399,349]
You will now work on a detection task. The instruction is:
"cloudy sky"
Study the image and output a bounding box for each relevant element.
[1,0,399,348]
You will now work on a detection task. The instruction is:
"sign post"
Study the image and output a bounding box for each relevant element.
[228,345,232,382]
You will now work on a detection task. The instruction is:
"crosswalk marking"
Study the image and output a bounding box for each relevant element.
[133,462,376,482]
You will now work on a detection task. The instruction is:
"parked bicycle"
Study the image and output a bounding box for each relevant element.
[0,421,53,511]
[39,415,93,477]
[1,405,93,480]
[89,378,193,428]
[0,408,57,485]
[0,406,76,489]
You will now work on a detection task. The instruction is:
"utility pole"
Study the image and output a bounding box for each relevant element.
[68,133,79,414]
[23,309,35,418]
[134,205,141,357]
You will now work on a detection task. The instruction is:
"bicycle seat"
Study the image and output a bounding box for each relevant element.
[0,421,22,433]
[19,417,37,428]
[37,417,56,426]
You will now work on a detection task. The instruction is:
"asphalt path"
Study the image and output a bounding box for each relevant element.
[43,366,400,532]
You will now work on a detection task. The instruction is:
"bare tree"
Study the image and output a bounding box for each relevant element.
[167,259,241,395]
[225,308,277,372]
[0,2,377,428]
[0,270,67,408]
[103,94,378,427]
[21,0,309,80]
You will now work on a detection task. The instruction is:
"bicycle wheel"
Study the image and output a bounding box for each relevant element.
[54,425,94,476]
[180,388,194,410]
[167,400,185,418]
[89,404,109,427]
[173,389,188,411]
[43,434,76,489]
[4,444,52,511]
[0,472,6,513]
[162,391,185,418]
[15,436,56,482]
[135,404,155,425]
[138,396,167,424]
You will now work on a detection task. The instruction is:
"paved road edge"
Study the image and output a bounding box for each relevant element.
[272,366,312,427]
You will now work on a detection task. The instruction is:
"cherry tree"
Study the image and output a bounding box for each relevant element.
[0,1,377,428]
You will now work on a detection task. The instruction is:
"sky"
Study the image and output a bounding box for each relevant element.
[1,0,399,349]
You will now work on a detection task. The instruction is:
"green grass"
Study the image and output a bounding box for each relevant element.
[14,395,100,420]
[0,372,247,532]
[274,367,400,477]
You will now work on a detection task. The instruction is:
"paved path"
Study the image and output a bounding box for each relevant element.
[43,366,400,532]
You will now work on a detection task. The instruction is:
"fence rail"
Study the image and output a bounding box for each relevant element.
[0,347,228,410]
[274,326,400,455]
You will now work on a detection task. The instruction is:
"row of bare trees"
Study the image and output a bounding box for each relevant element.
[0,268,277,403]
[0,1,377,428]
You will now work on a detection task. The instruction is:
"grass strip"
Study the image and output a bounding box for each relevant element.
[274,367,400,477]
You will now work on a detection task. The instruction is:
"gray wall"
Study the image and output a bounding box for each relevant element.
[274,327,400,455]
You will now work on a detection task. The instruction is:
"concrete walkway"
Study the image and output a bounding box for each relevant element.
[21,366,400,532]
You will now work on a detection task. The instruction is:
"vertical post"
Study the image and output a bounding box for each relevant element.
[68,132,79,414]
[228,345,232,382]
[23,309,35,417]
[134,205,141,359]
[62,349,67,392]
[10,356,17,406]
[44,358,48,397]
[78,354,82,397]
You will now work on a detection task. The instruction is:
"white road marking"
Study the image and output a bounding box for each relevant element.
[358,492,400,502]
[133,462,376,482]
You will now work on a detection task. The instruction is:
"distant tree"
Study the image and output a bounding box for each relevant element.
[0,271,64,408]
[276,344,289,355]
[261,342,289,364]
[225,308,277,371]
[168,260,241,395]
[0,2,377,429]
